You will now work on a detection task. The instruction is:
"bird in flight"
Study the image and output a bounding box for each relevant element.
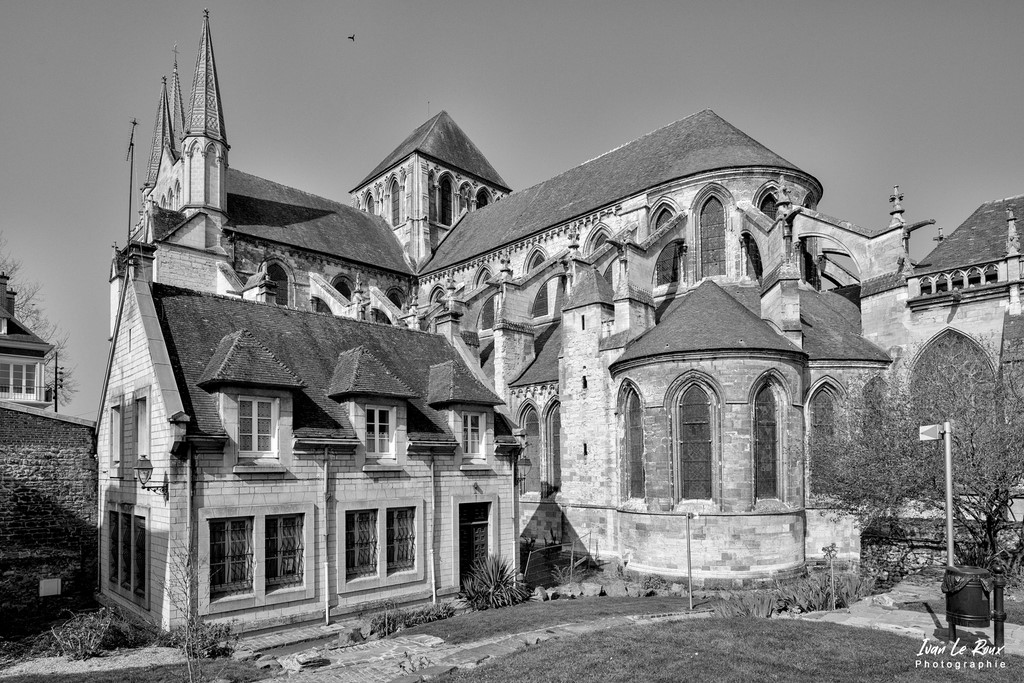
[348,34,355,41]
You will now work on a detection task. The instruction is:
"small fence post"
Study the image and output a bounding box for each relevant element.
[993,567,1006,650]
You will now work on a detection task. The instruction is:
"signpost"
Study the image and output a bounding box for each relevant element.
[919,422,954,567]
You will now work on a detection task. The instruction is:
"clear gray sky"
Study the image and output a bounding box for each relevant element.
[2,0,1022,419]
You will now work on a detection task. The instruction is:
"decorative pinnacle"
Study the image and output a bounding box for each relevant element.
[203,8,209,18]
[889,185,905,229]
[499,251,513,279]
[568,226,580,252]
[1007,206,1020,256]
[933,226,945,243]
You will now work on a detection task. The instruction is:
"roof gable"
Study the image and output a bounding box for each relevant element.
[327,346,415,399]
[224,168,412,275]
[354,111,509,191]
[563,265,614,311]
[916,194,1023,274]
[422,109,810,274]
[798,289,889,362]
[197,329,304,390]
[427,359,503,406]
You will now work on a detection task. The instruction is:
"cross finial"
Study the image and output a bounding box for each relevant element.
[203,8,210,19]
[933,226,945,243]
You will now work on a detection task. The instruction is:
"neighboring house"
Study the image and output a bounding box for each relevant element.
[0,273,52,409]
[0,401,96,635]
[108,9,1021,616]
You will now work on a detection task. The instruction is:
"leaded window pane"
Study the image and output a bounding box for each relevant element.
[759,193,777,220]
[754,387,778,499]
[391,181,400,224]
[120,512,132,589]
[346,510,378,579]
[440,178,453,225]
[624,390,645,499]
[678,387,712,500]
[700,197,726,277]
[547,406,561,494]
[386,507,415,573]
[133,516,146,596]
[266,515,303,589]
[532,282,548,318]
[209,518,253,596]
[520,408,541,495]
[108,510,119,584]
[239,400,253,451]
[655,242,683,286]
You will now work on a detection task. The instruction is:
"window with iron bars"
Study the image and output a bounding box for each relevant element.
[265,515,303,589]
[210,518,253,597]
[345,510,378,579]
[386,507,415,573]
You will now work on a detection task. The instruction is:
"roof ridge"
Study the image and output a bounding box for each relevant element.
[152,283,444,338]
[229,168,346,209]
[578,110,706,168]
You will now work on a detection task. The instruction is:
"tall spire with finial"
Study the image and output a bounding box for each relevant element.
[186,9,227,145]
[144,77,175,188]
[169,44,188,146]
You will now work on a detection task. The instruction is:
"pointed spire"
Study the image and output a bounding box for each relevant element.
[186,9,227,145]
[169,44,188,146]
[145,77,175,188]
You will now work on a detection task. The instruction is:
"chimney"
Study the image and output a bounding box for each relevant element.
[256,278,277,304]
[612,242,655,336]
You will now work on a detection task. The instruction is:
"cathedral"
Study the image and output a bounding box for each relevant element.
[97,12,1023,629]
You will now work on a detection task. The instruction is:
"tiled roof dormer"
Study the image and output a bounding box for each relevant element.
[197,329,304,390]
[327,346,415,400]
[426,360,503,407]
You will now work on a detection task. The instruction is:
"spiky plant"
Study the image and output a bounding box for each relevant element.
[461,555,530,610]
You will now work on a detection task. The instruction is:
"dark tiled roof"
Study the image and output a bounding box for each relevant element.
[860,272,905,298]
[327,346,415,399]
[354,111,509,191]
[799,289,889,362]
[422,109,811,274]
[915,195,1024,274]
[426,360,503,406]
[151,283,496,441]
[563,265,614,311]
[224,168,412,275]
[1002,313,1024,364]
[612,281,801,367]
[197,329,304,389]
[152,206,187,241]
[509,322,562,387]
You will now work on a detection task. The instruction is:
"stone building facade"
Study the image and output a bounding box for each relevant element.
[0,401,96,634]
[106,9,1023,627]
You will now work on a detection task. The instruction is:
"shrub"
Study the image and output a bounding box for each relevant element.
[834,573,875,608]
[461,555,531,611]
[775,573,832,613]
[47,607,155,660]
[369,601,457,637]
[640,574,669,591]
[713,591,776,618]
[158,620,235,659]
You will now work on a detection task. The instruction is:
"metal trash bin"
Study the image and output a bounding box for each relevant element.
[942,565,991,627]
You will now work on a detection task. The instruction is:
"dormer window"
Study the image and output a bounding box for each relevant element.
[239,396,277,456]
[366,405,395,457]
[462,412,483,457]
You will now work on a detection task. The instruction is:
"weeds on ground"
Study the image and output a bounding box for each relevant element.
[369,601,457,637]
[47,607,157,660]
[714,571,875,618]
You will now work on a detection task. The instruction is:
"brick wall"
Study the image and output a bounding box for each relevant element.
[0,403,96,635]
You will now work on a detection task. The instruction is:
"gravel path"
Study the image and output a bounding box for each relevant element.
[0,645,186,678]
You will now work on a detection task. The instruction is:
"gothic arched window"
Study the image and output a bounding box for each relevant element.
[527,250,546,272]
[545,404,561,496]
[587,230,610,256]
[753,385,779,499]
[387,288,404,309]
[365,193,375,215]
[521,406,541,495]
[430,286,446,305]
[428,173,437,223]
[333,277,352,300]
[476,188,490,209]
[678,386,713,500]
[911,330,995,423]
[744,234,763,281]
[439,177,453,225]
[390,179,400,225]
[700,197,726,277]
[267,264,289,307]
[759,192,777,220]
[623,387,645,500]
[655,241,685,286]
[809,388,836,443]
[654,207,673,231]
[475,268,492,286]
[479,294,495,329]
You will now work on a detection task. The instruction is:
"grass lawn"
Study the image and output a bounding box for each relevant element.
[437,617,1023,683]
[399,595,710,644]
[0,658,271,683]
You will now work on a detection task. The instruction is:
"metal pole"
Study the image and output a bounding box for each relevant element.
[943,421,955,567]
[52,348,58,412]
[686,513,693,611]
[993,568,1006,650]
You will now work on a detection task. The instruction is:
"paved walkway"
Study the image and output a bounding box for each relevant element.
[238,579,1024,682]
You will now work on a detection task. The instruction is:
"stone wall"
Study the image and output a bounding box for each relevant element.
[0,402,97,635]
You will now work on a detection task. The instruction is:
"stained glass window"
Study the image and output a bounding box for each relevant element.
[678,386,712,500]
[700,197,726,277]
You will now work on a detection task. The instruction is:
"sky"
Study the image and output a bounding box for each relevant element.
[1,0,1023,420]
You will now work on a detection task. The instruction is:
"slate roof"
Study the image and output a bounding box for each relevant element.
[224,168,412,275]
[915,194,1024,274]
[798,289,889,362]
[563,265,614,311]
[426,360,503,406]
[612,281,802,368]
[151,283,504,442]
[509,322,562,387]
[860,272,905,298]
[354,111,509,191]
[422,109,812,274]
[197,329,304,389]
[328,346,415,399]
[152,206,187,241]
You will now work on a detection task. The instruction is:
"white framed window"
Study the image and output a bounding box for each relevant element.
[239,397,277,456]
[366,405,394,457]
[110,402,122,472]
[209,517,254,598]
[265,514,304,590]
[461,412,483,457]
[338,498,423,591]
[135,395,149,459]
[0,360,39,400]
